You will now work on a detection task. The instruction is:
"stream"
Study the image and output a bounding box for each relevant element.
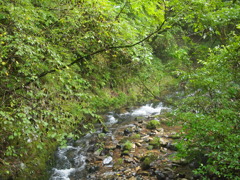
[50,103,194,180]
[49,102,172,180]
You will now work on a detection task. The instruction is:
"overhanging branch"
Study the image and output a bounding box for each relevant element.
[2,20,167,97]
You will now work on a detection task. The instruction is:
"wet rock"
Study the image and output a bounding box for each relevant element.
[124,157,135,164]
[93,150,101,156]
[141,155,158,170]
[121,151,130,157]
[135,142,142,147]
[159,138,169,146]
[128,176,137,180]
[148,132,156,136]
[163,167,174,173]
[172,158,188,166]
[155,170,166,180]
[85,156,95,163]
[134,128,141,133]
[103,156,113,165]
[160,147,168,153]
[166,142,178,151]
[87,145,96,152]
[135,166,141,172]
[124,129,132,136]
[105,144,117,150]
[189,161,200,169]
[138,170,150,176]
[131,143,136,152]
[177,173,186,178]
[65,148,77,160]
[135,116,145,122]
[100,148,109,156]
[95,156,105,161]
[149,160,161,169]
[87,164,100,173]
[156,128,164,133]
[87,174,97,179]
[142,135,151,142]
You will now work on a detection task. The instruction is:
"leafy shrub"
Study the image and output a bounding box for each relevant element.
[175,34,240,179]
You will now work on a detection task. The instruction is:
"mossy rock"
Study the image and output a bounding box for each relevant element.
[122,140,133,151]
[115,158,124,165]
[141,154,158,170]
[129,133,141,140]
[149,137,161,148]
[146,120,160,129]
[147,145,153,150]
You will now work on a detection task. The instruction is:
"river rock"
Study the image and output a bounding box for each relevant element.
[159,138,169,146]
[148,131,157,136]
[103,156,113,165]
[177,173,186,178]
[131,143,136,152]
[124,129,132,136]
[155,170,166,180]
[142,135,150,142]
[87,145,96,152]
[166,142,178,151]
[100,148,110,156]
[135,142,142,147]
[157,128,164,133]
[95,155,105,161]
[124,157,135,164]
[128,176,137,180]
[172,158,188,165]
[87,164,100,173]
[138,170,150,176]
[105,144,116,150]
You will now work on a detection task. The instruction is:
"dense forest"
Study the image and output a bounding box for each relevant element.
[0,0,239,179]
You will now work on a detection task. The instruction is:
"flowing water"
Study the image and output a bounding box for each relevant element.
[49,103,171,180]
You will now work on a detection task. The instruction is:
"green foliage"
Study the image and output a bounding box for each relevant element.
[174,32,240,178]
[0,0,168,178]
[146,120,160,129]
[1,0,239,179]
[123,140,133,151]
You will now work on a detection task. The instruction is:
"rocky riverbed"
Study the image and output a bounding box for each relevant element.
[84,116,195,180]
[50,103,198,180]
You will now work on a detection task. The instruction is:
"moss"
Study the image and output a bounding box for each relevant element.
[119,137,129,144]
[115,158,124,165]
[149,137,161,148]
[129,133,141,140]
[141,154,158,170]
[146,120,160,129]
[123,140,133,151]
[147,145,153,150]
